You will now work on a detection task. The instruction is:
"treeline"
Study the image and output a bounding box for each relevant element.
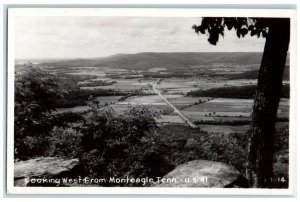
[195,119,250,126]
[58,73,98,82]
[54,89,127,108]
[78,80,117,87]
[227,65,289,80]
[187,84,290,99]
[143,72,192,79]
[54,72,131,108]
[194,117,288,126]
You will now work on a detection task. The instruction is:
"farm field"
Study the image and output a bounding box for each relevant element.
[181,98,288,119]
[75,73,264,94]
[55,72,289,128]
[193,121,289,134]
[182,112,251,122]
[183,98,252,112]
[120,94,183,105]
[155,115,185,124]
[94,96,123,104]
[48,61,289,102]
[55,105,90,114]
[198,124,250,134]
[44,57,289,132]
[109,103,172,115]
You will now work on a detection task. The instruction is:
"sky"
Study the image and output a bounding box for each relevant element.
[15,16,266,59]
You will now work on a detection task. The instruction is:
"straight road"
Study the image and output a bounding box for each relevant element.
[151,79,197,128]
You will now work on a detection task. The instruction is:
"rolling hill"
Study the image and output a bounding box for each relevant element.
[36,52,284,70]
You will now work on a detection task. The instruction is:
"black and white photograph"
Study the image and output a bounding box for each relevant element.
[6,8,296,195]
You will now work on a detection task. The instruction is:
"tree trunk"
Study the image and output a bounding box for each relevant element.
[247,18,290,188]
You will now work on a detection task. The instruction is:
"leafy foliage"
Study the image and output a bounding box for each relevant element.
[192,17,274,45]
[15,65,61,113]
[155,125,247,172]
[79,106,174,186]
[14,65,63,159]
[273,126,289,188]
[47,127,83,158]
[80,107,251,186]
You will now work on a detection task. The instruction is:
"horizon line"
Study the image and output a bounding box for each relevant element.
[15,51,266,61]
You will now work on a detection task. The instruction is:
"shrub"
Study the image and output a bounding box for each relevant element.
[156,125,247,172]
[15,135,49,160]
[55,112,84,123]
[79,106,173,186]
[273,126,289,188]
[47,127,83,158]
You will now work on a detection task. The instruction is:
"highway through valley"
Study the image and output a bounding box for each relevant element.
[151,79,197,128]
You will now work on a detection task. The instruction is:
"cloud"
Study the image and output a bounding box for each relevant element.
[14,16,266,59]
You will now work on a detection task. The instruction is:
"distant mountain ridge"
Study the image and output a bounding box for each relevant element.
[37,52,289,70]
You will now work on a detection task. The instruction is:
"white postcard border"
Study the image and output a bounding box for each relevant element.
[6,7,297,195]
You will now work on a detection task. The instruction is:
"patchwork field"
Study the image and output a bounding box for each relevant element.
[193,121,289,135]
[78,77,267,94]
[120,94,183,105]
[198,124,250,134]
[48,61,289,135]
